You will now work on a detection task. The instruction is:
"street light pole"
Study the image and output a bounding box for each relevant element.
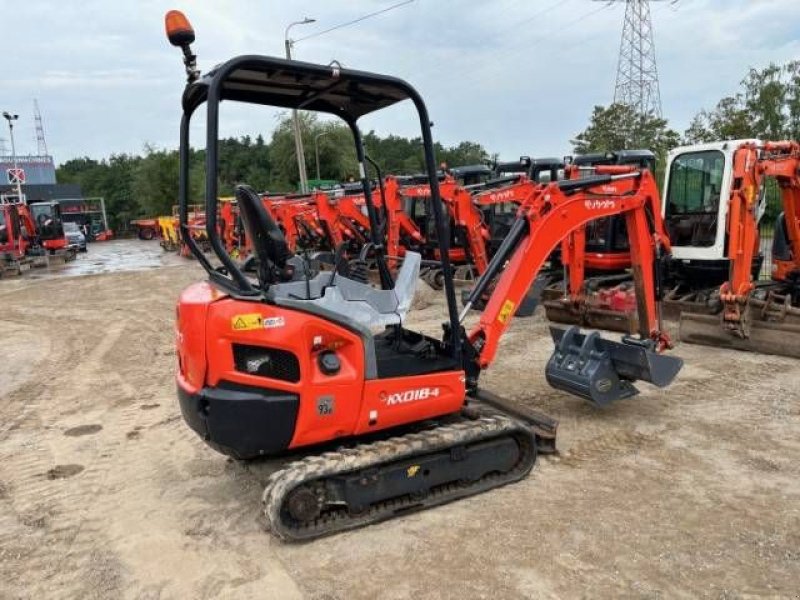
[314,131,330,181]
[2,111,22,202]
[284,17,316,193]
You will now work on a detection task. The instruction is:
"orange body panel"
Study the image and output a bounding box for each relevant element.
[358,371,465,436]
[176,281,467,450]
[397,175,492,270]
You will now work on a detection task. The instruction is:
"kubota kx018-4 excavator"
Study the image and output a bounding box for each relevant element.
[167,11,682,540]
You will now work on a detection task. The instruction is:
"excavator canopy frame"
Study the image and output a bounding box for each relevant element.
[177,54,463,359]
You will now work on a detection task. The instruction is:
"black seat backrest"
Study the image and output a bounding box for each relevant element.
[235,185,290,269]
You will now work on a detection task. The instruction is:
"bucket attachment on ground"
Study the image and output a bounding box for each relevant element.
[545,326,683,407]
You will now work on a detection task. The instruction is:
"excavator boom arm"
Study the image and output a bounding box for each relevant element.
[721,141,800,331]
[468,171,668,370]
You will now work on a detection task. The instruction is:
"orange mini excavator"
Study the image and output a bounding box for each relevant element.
[167,11,682,540]
[28,200,74,262]
[0,195,46,275]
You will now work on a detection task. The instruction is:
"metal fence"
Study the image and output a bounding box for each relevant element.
[758,179,782,281]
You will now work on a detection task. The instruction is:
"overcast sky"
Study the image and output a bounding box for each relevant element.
[4,0,800,166]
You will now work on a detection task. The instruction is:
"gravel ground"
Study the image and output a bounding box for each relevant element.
[0,240,798,599]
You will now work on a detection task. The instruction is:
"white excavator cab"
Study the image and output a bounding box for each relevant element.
[662,139,762,265]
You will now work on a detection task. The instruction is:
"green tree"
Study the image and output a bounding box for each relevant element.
[57,154,141,232]
[132,146,182,217]
[438,141,489,167]
[683,61,800,142]
[56,123,495,228]
[571,103,680,158]
[683,95,754,143]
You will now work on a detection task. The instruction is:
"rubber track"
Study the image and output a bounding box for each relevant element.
[262,414,535,541]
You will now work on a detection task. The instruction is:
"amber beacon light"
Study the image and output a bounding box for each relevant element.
[165,10,199,82]
[165,10,195,47]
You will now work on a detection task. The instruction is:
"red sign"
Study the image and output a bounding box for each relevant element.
[7,168,25,184]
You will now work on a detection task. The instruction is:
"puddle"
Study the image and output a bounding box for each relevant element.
[6,239,178,282]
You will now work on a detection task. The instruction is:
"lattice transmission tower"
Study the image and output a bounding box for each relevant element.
[33,99,49,157]
[599,0,673,117]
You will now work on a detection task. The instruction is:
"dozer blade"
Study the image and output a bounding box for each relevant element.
[543,299,637,334]
[546,326,683,407]
[542,299,584,327]
[583,306,638,334]
[679,312,800,358]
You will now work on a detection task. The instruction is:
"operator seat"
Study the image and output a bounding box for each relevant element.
[235,185,293,282]
[235,184,453,381]
[235,184,421,329]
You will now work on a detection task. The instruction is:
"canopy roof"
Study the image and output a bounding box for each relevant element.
[183,55,414,120]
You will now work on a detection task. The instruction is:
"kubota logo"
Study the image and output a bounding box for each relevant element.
[381,387,441,406]
[584,198,617,210]
[488,190,516,203]
[407,186,430,196]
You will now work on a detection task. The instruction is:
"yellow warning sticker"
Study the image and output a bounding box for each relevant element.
[231,313,263,331]
[406,465,420,478]
[497,300,516,324]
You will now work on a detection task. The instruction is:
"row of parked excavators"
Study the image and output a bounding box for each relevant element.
[164,10,800,541]
[166,139,800,360]
[0,195,76,276]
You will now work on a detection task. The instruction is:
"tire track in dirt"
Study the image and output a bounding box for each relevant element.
[560,429,660,466]
[0,322,140,597]
[35,301,180,596]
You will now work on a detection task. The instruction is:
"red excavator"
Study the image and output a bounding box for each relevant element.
[167,11,682,540]
[665,140,800,355]
[545,141,800,358]
[381,175,427,259]
[0,197,42,275]
[263,194,326,252]
[28,200,74,261]
[543,160,671,333]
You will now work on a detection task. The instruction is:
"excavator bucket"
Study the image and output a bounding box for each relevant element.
[679,309,800,359]
[545,326,683,407]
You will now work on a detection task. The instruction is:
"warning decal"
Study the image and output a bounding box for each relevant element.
[263,316,285,329]
[231,313,263,331]
[497,300,516,324]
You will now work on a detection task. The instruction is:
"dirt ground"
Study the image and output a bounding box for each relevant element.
[1,239,799,599]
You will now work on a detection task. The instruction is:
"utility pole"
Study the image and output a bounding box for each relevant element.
[2,111,23,202]
[314,131,330,181]
[597,0,670,117]
[285,17,316,193]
